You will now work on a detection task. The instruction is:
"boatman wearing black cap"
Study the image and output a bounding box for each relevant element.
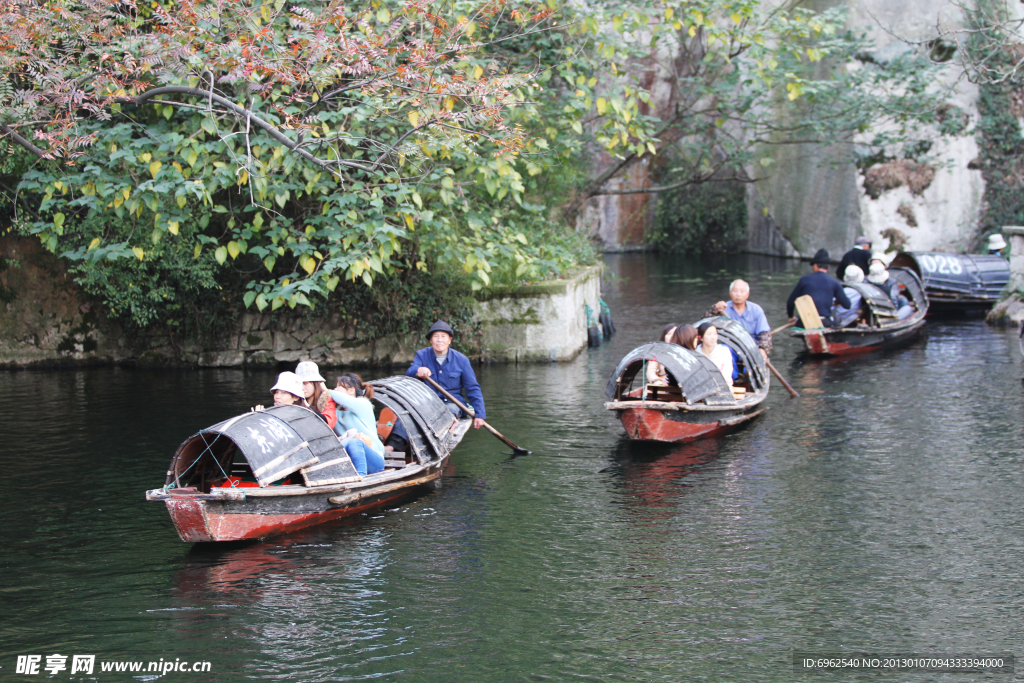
[786,249,852,328]
[384,321,486,453]
[409,320,486,429]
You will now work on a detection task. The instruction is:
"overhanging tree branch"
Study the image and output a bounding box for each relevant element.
[0,122,47,158]
[122,87,374,174]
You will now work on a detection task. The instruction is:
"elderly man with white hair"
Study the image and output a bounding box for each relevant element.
[707,279,772,358]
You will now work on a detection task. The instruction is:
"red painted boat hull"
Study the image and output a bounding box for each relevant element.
[797,318,925,357]
[164,479,437,542]
[616,405,764,443]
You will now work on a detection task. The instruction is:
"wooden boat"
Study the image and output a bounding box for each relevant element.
[791,266,928,356]
[889,251,1008,313]
[604,317,769,442]
[146,376,470,542]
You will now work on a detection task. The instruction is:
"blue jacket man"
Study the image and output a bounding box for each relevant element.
[787,249,851,328]
[385,321,486,453]
[408,320,486,425]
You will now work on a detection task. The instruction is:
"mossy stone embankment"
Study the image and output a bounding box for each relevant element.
[0,237,606,368]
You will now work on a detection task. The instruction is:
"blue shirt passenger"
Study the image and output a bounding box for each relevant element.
[722,300,770,338]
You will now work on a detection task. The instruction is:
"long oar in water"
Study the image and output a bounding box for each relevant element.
[423,376,530,454]
[764,319,800,397]
[765,358,799,398]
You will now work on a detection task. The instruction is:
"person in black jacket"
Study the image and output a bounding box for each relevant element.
[787,249,852,328]
[836,236,872,280]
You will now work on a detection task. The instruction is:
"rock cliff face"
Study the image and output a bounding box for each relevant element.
[0,237,128,367]
[750,0,985,258]
[588,0,989,258]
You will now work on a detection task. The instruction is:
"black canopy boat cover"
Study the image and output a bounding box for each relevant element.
[606,317,767,405]
[370,376,462,464]
[164,376,466,494]
[829,267,927,327]
[842,281,899,322]
[889,252,1007,308]
[166,404,361,491]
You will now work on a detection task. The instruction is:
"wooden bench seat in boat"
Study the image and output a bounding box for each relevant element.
[645,384,683,402]
[384,452,407,469]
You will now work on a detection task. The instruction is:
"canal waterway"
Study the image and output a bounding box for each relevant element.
[2,253,1023,681]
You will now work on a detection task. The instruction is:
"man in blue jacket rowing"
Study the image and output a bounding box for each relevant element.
[385,320,486,452]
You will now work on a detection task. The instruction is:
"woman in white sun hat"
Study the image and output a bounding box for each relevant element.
[867,253,900,301]
[251,371,308,411]
[295,360,337,429]
[867,254,914,319]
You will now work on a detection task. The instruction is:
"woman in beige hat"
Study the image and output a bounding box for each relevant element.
[295,360,337,429]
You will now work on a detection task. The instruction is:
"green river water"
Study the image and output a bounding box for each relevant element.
[2,253,1023,682]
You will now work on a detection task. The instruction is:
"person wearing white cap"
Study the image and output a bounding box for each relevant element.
[832,265,866,327]
[988,233,1007,256]
[867,254,905,303]
[252,371,308,411]
[866,255,915,320]
[295,360,337,429]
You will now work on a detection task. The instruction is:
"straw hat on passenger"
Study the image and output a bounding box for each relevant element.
[844,265,865,284]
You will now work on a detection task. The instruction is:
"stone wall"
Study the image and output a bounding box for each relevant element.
[0,236,130,367]
[474,265,604,362]
[0,237,604,369]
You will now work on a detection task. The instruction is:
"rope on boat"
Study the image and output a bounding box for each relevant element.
[167,430,235,490]
[641,359,647,404]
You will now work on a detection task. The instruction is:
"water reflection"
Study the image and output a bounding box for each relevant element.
[611,437,724,508]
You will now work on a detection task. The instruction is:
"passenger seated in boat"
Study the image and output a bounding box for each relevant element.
[867,258,913,319]
[671,324,699,350]
[252,371,310,411]
[696,322,734,387]
[646,323,679,386]
[295,361,337,428]
[832,265,866,328]
[330,374,386,476]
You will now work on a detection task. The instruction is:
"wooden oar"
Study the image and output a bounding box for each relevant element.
[764,358,799,398]
[423,376,530,454]
[770,320,797,336]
